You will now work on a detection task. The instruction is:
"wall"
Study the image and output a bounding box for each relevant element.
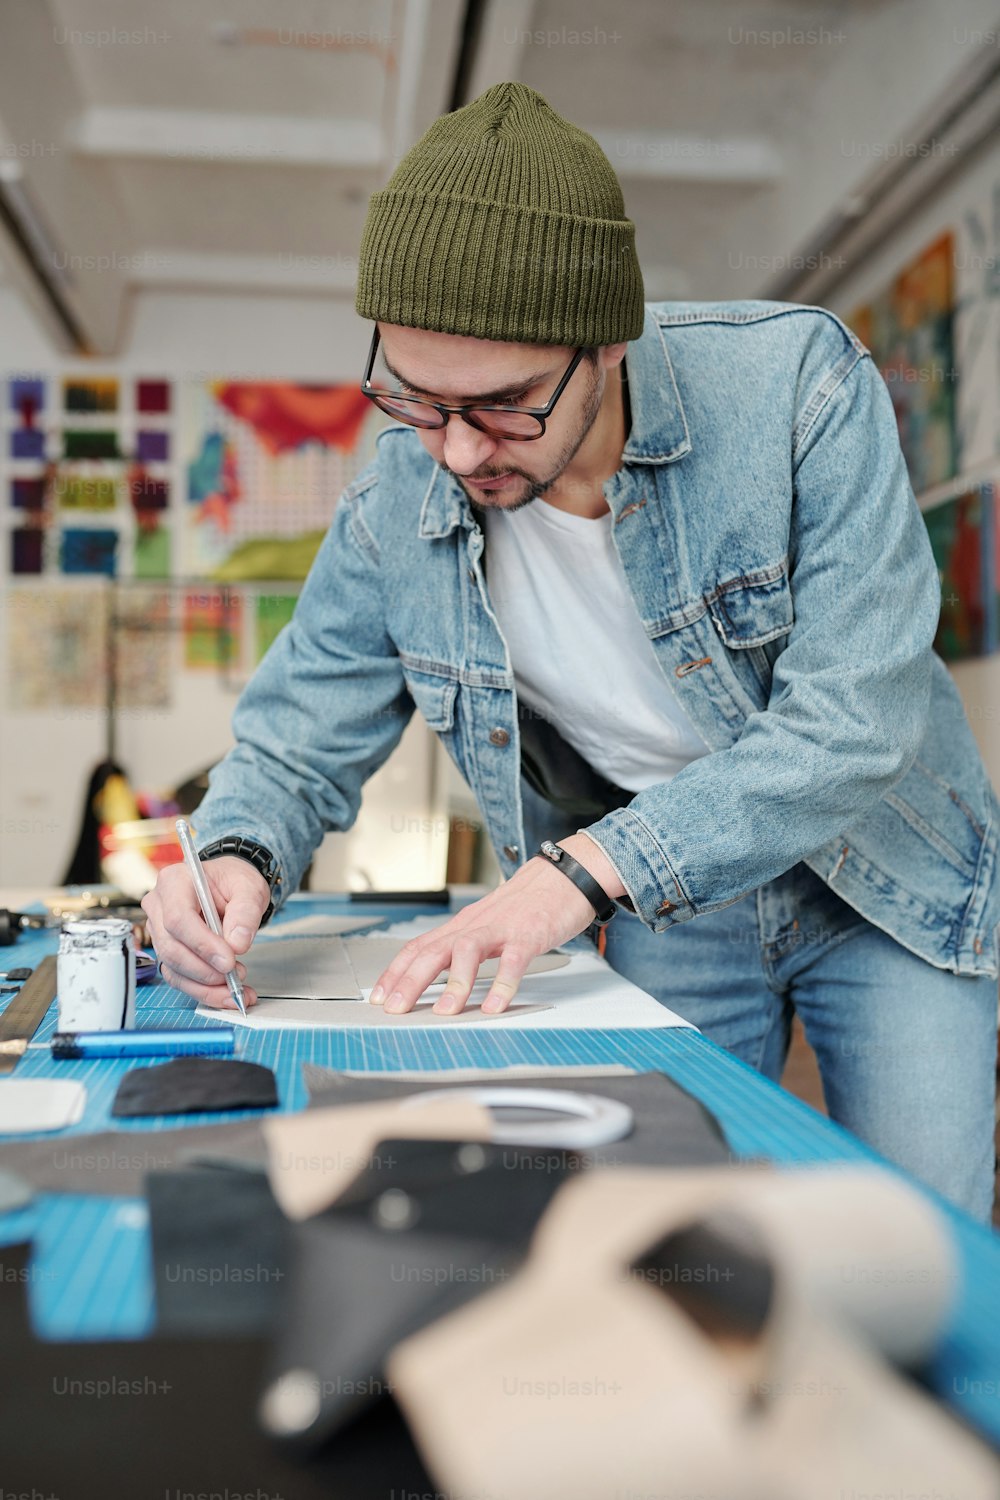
[826,130,1000,794]
[0,284,451,890]
[716,0,1000,299]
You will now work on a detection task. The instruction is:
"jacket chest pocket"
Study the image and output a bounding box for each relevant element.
[400,660,459,732]
[705,560,794,703]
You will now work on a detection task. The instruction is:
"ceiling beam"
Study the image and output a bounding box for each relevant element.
[462,0,532,100]
[589,129,784,185]
[0,167,82,350]
[129,249,359,294]
[390,0,434,164]
[70,106,384,168]
[0,0,133,354]
[765,40,1000,302]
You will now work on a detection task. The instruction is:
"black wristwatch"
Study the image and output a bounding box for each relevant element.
[536,840,617,925]
[197,834,282,925]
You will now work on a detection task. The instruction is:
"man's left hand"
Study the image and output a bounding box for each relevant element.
[369,833,625,1016]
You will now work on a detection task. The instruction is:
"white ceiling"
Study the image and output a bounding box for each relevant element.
[0,0,994,352]
[49,0,392,116]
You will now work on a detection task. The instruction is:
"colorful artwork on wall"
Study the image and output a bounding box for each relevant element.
[55,475,118,510]
[953,182,1000,473]
[9,377,45,419]
[136,430,169,463]
[10,477,47,509]
[115,588,172,709]
[850,233,957,496]
[60,527,119,576]
[6,581,173,711]
[6,586,106,709]
[2,374,175,586]
[922,485,997,660]
[255,592,298,662]
[134,524,171,579]
[63,430,120,461]
[183,588,244,670]
[9,379,45,463]
[182,380,382,579]
[11,427,46,460]
[1,371,384,713]
[128,469,169,513]
[136,379,171,414]
[10,527,44,574]
[63,377,119,414]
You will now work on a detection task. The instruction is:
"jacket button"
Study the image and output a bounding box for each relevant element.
[656,901,675,915]
[489,727,510,747]
[502,844,519,860]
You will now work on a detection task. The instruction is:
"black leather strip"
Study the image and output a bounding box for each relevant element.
[537,842,617,923]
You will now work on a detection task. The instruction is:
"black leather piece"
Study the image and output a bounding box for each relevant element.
[538,839,617,922]
[519,766,639,913]
[632,1214,775,1340]
[0,1240,434,1500]
[261,1138,578,1454]
[147,1164,288,1336]
[142,1074,731,1346]
[517,697,633,821]
[303,1068,733,1171]
[111,1057,278,1118]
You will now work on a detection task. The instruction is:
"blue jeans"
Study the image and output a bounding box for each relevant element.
[521,779,999,1221]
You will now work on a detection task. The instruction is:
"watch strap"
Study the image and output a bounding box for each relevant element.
[536,840,616,924]
[197,835,281,925]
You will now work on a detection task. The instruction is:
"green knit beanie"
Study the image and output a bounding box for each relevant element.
[355,82,644,346]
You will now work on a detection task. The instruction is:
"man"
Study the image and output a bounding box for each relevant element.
[143,83,1000,1219]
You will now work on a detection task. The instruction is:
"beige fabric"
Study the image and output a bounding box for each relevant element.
[246,934,569,1002]
[220,996,553,1027]
[717,1165,957,1365]
[344,939,570,991]
[388,1167,999,1500]
[262,1097,492,1221]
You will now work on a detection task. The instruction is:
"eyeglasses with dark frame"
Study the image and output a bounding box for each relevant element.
[360,327,586,441]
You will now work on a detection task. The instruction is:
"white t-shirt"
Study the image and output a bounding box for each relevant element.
[483,498,710,792]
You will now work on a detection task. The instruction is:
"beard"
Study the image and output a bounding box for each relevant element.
[444,361,605,516]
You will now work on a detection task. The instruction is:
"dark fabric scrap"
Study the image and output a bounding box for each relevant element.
[302,1067,733,1170]
[262,1138,578,1456]
[147,1163,288,1336]
[112,1057,278,1119]
[0,1241,434,1500]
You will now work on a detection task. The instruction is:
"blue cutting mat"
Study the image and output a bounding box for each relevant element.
[1,898,999,1443]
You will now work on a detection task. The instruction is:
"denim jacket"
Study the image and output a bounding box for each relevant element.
[195,302,1000,977]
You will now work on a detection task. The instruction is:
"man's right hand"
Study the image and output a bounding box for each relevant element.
[141,855,269,1009]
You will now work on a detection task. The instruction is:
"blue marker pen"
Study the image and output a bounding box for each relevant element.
[51,1028,236,1060]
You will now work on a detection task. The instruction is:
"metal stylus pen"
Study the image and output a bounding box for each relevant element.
[174,819,247,1016]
